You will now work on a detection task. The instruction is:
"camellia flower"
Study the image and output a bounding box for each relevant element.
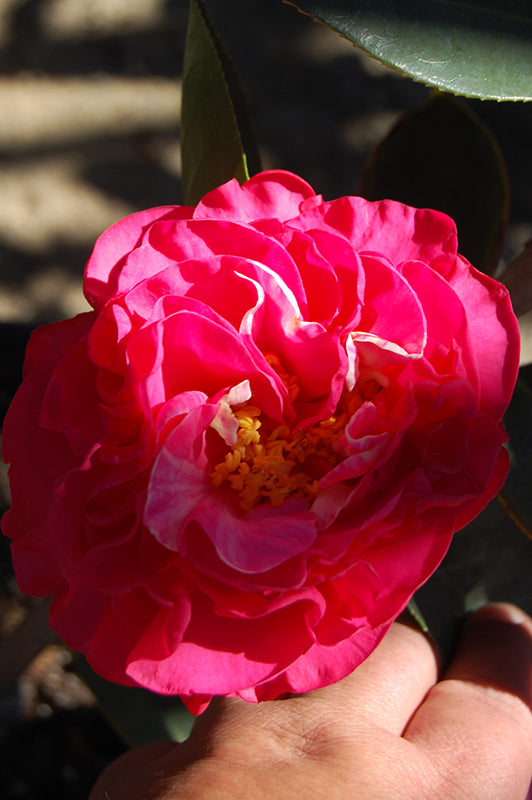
[2,170,519,713]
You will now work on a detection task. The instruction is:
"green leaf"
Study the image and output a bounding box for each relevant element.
[181,0,260,206]
[359,94,509,273]
[405,598,430,634]
[75,655,195,746]
[287,0,532,101]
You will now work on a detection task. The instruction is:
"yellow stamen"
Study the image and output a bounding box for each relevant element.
[210,402,346,511]
[210,361,385,511]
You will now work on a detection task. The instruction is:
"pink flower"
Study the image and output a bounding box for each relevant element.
[2,171,519,713]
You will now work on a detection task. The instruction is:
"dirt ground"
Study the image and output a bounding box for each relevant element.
[0,1,531,798]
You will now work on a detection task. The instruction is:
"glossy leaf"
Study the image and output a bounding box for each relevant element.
[287,0,532,101]
[181,0,260,205]
[359,94,509,273]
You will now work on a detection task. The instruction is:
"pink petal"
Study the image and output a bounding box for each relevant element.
[154,389,210,441]
[194,170,316,223]
[146,407,317,573]
[280,228,342,327]
[307,228,365,331]
[40,337,101,455]
[209,380,252,445]
[400,259,478,392]
[126,588,317,696]
[115,245,188,301]
[23,312,94,378]
[235,260,345,413]
[184,256,267,332]
[192,498,317,574]
[87,302,133,373]
[147,218,309,313]
[359,254,427,355]
[126,305,284,420]
[143,404,219,552]
[84,206,191,310]
[446,256,520,418]
[292,196,458,275]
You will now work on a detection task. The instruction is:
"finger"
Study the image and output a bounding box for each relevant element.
[314,620,440,733]
[404,603,532,800]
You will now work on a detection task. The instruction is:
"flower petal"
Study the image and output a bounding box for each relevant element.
[85,206,191,310]
[194,170,316,223]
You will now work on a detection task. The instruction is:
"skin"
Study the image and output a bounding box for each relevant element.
[90,603,532,800]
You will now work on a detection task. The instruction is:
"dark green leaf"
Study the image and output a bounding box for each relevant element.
[75,656,195,746]
[287,0,532,101]
[359,94,509,273]
[181,0,260,206]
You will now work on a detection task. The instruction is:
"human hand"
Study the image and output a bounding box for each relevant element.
[89,603,532,800]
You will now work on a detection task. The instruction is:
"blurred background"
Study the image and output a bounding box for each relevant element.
[0,1,530,797]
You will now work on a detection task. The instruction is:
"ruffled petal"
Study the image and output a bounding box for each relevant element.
[194,170,316,223]
[2,171,519,714]
[291,196,458,275]
[84,206,191,310]
[446,256,520,417]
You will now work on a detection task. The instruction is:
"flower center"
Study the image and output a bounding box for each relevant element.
[211,350,386,512]
[211,406,348,511]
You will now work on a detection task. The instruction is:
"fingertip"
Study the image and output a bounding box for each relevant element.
[468,602,532,627]
[450,601,532,714]
[404,602,532,797]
